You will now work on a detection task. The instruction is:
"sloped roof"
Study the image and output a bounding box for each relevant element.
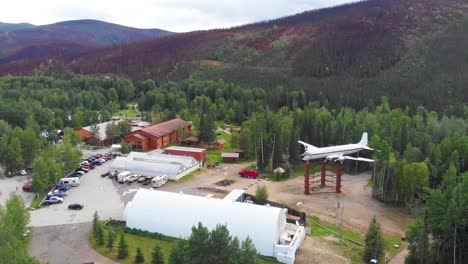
[82,120,121,140]
[140,118,190,137]
[165,146,206,153]
[216,139,227,145]
[222,152,239,158]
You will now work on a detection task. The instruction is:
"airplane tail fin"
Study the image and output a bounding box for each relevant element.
[358,132,368,146]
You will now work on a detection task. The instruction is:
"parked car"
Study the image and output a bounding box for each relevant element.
[81,165,95,170]
[74,171,85,176]
[51,189,67,196]
[57,183,71,191]
[126,174,140,183]
[101,172,111,177]
[20,169,28,176]
[117,171,132,183]
[109,171,118,178]
[238,170,259,179]
[137,176,147,183]
[68,203,84,210]
[90,160,102,166]
[143,177,153,186]
[77,167,89,172]
[49,192,65,199]
[43,196,63,205]
[22,184,33,192]
[80,161,89,166]
[67,172,81,178]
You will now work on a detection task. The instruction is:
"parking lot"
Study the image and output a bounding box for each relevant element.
[29,149,126,227]
[0,171,36,207]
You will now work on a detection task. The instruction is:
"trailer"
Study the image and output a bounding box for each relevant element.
[151,175,168,188]
[117,171,132,183]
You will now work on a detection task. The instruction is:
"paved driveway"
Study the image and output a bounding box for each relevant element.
[0,173,36,207]
[29,222,118,264]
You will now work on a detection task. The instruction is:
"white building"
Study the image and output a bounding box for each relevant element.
[123,189,305,264]
[110,152,199,180]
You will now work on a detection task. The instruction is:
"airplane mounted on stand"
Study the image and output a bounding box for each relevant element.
[299,132,374,163]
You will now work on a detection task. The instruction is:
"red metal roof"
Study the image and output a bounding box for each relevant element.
[133,134,148,140]
[140,119,190,137]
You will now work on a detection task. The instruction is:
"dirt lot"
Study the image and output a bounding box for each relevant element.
[261,172,412,236]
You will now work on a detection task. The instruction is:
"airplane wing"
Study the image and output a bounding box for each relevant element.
[339,156,374,163]
[298,141,317,152]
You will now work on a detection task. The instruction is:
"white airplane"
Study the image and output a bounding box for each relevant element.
[298,132,374,163]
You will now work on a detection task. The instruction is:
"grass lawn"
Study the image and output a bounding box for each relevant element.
[113,108,139,117]
[174,168,204,183]
[90,229,278,264]
[90,232,174,263]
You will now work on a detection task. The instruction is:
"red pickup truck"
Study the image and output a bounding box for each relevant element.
[238,170,259,179]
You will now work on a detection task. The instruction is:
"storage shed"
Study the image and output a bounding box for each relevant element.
[110,152,199,180]
[123,189,306,263]
[221,152,239,162]
[164,146,207,162]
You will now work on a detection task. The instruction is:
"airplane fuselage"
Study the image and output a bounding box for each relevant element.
[303,143,365,160]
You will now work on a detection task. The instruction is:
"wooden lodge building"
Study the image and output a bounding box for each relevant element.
[124,118,192,150]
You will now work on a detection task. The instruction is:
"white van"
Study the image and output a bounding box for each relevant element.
[59,178,80,187]
[151,175,168,188]
[117,171,132,183]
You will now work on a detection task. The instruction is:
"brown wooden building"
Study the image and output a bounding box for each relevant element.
[221,152,239,163]
[124,118,191,150]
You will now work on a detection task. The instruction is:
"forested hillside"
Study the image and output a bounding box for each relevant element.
[0,0,465,113]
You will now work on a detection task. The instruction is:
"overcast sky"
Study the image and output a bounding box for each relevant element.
[1,0,356,32]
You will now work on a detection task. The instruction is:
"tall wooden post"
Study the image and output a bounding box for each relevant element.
[304,162,310,195]
[336,163,342,193]
[321,160,326,188]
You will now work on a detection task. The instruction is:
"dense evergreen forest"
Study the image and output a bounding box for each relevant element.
[0,74,466,262]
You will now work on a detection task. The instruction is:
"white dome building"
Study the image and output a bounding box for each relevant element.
[123,189,305,264]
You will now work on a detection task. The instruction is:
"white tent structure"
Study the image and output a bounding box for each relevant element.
[110,152,199,180]
[123,189,306,263]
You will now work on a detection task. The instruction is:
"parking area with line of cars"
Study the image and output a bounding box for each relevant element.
[28,149,126,227]
[37,153,116,208]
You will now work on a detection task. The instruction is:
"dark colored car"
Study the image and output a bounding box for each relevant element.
[57,183,71,191]
[22,183,33,192]
[68,203,84,210]
[67,173,81,178]
[137,176,147,183]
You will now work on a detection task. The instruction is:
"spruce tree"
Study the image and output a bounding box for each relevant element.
[255,185,268,205]
[151,243,165,264]
[135,247,145,264]
[238,237,257,264]
[364,216,384,263]
[118,233,129,259]
[106,229,114,250]
[92,211,99,238]
[168,240,187,264]
[96,224,105,246]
